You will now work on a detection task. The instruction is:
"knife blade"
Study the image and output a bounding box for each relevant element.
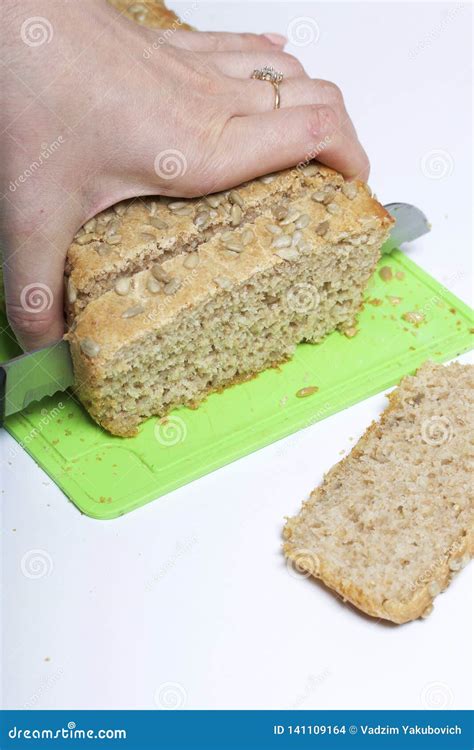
[382,202,430,253]
[0,202,430,423]
[1,340,74,423]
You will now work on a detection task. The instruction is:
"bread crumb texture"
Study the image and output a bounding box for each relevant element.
[283,361,473,624]
[64,1,393,436]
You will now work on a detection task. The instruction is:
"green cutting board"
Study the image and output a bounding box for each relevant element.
[2,249,473,519]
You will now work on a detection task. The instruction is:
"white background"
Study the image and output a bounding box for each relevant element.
[1,1,472,711]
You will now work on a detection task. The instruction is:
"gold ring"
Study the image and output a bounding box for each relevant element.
[251,65,284,110]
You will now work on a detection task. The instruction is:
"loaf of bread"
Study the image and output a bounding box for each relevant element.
[283,361,473,624]
[64,1,393,435]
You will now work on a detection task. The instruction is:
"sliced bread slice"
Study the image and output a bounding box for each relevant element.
[283,361,473,624]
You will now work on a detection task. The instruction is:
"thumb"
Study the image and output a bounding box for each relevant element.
[2,194,80,351]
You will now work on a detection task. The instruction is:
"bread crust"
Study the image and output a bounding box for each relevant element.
[283,361,473,625]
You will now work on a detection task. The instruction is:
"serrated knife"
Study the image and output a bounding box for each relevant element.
[0,202,430,425]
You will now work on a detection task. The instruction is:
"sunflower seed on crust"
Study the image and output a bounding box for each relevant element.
[106,234,122,245]
[83,218,97,233]
[80,338,100,357]
[205,195,222,209]
[114,277,131,296]
[295,213,310,229]
[272,203,288,221]
[168,201,188,211]
[122,305,144,319]
[224,239,244,253]
[228,190,244,208]
[164,278,181,295]
[174,206,194,217]
[151,264,171,283]
[214,275,232,290]
[147,276,163,294]
[194,210,210,228]
[275,247,299,261]
[280,209,300,226]
[315,221,330,236]
[266,223,282,235]
[66,277,77,304]
[148,216,168,230]
[342,181,358,199]
[260,174,275,184]
[76,233,97,246]
[231,204,242,227]
[301,163,319,176]
[272,235,292,249]
[183,252,200,269]
[241,229,255,246]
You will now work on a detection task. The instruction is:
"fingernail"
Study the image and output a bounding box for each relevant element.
[262,33,287,46]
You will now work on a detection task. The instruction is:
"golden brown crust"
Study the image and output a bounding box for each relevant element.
[67,175,392,355]
[283,361,473,625]
[108,0,193,30]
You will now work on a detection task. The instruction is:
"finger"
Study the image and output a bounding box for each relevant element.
[218,104,370,186]
[227,77,366,172]
[208,50,306,79]
[166,30,286,52]
[2,195,79,351]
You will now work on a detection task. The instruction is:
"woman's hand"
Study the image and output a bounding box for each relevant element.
[1,0,369,350]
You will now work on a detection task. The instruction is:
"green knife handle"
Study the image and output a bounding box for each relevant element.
[0,365,6,427]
